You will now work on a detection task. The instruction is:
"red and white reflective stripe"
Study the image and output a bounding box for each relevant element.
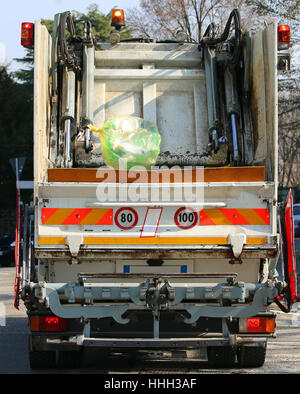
[140,207,163,238]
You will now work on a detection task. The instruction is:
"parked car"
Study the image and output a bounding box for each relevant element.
[0,234,15,267]
[294,203,300,238]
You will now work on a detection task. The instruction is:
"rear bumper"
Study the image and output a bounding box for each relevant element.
[31,278,279,321]
[35,245,279,260]
[30,333,271,351]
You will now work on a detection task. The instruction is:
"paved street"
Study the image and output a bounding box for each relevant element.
[0,267,300,374]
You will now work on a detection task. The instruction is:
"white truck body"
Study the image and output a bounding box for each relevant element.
[21,11,293,369]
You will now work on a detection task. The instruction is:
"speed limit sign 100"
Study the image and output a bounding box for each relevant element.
[115,207,138,230]
[174,207,198,229]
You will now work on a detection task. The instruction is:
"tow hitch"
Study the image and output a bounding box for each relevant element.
[145,277,172,338]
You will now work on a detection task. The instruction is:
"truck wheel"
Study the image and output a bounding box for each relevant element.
[237,344,266,368]
[58,350,82,368]
[29,350,56,369]
[207,346,236,368]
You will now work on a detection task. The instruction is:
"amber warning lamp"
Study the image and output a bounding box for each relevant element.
[278,25,290,50]
[21,22,34,49]
[111,9,125,30]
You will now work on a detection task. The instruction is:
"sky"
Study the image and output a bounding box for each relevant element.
[0,0,138,71]
[1,1,299,72]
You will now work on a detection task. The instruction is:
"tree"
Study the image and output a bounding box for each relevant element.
[278,77,300,187]
[126,0,271,42]
[127,0,224,42]
[245,0,300,23]
[0,66,33,210]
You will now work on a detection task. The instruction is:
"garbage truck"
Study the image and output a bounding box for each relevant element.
[16,9,297,369]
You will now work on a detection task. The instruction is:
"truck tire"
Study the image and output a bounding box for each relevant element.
[58,350,83,368]
[237,344,266,368]
[207,346,236,368]
[29,350,57,369]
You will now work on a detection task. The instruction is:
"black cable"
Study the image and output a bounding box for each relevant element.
[201,9,241,47]
[200,9,241,65]
[203,22,217,39]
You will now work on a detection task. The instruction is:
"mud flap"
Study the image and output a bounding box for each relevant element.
[276,189,298,312]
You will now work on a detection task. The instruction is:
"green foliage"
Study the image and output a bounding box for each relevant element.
[0,66,33,208]
[13,49,34,88]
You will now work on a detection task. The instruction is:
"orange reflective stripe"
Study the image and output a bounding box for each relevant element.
[61,209,92,225]
[220,209,250,225]
[252,209,271,224]
[80,209,114,225]
[38,237,66,245]
[247,237,266,245]
[83,236,229,245]
[199,209,270,225]
[38,236,266,246]
[41,208,113,225]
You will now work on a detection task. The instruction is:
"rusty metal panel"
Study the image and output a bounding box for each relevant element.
[35,247,278,260]
[251,23,278,182]
[251,30,267,165]
[33,22,51,189]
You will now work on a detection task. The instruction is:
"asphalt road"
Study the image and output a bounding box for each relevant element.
[0,267,300,375]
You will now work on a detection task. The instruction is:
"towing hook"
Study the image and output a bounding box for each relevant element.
[145,279,169,309]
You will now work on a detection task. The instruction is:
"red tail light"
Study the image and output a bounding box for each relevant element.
[21,22,34,49]
[30,316,67,332]
[278,25,290,50]
[239,317,275,333]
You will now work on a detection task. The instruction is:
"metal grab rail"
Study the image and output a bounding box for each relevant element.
[77,272,238,281]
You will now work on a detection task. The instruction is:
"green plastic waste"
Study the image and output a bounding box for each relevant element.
[89,117,161,170]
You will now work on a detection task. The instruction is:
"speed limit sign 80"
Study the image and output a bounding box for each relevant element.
[115,207,138,230]
[174,207,198,229]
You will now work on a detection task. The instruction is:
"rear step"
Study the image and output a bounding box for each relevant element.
[46,336,269,348]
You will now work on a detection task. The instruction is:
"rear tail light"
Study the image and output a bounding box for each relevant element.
[30,316,67,332]
[239,317,275,333]
[21,22,34,49]
[278,25,290,50]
